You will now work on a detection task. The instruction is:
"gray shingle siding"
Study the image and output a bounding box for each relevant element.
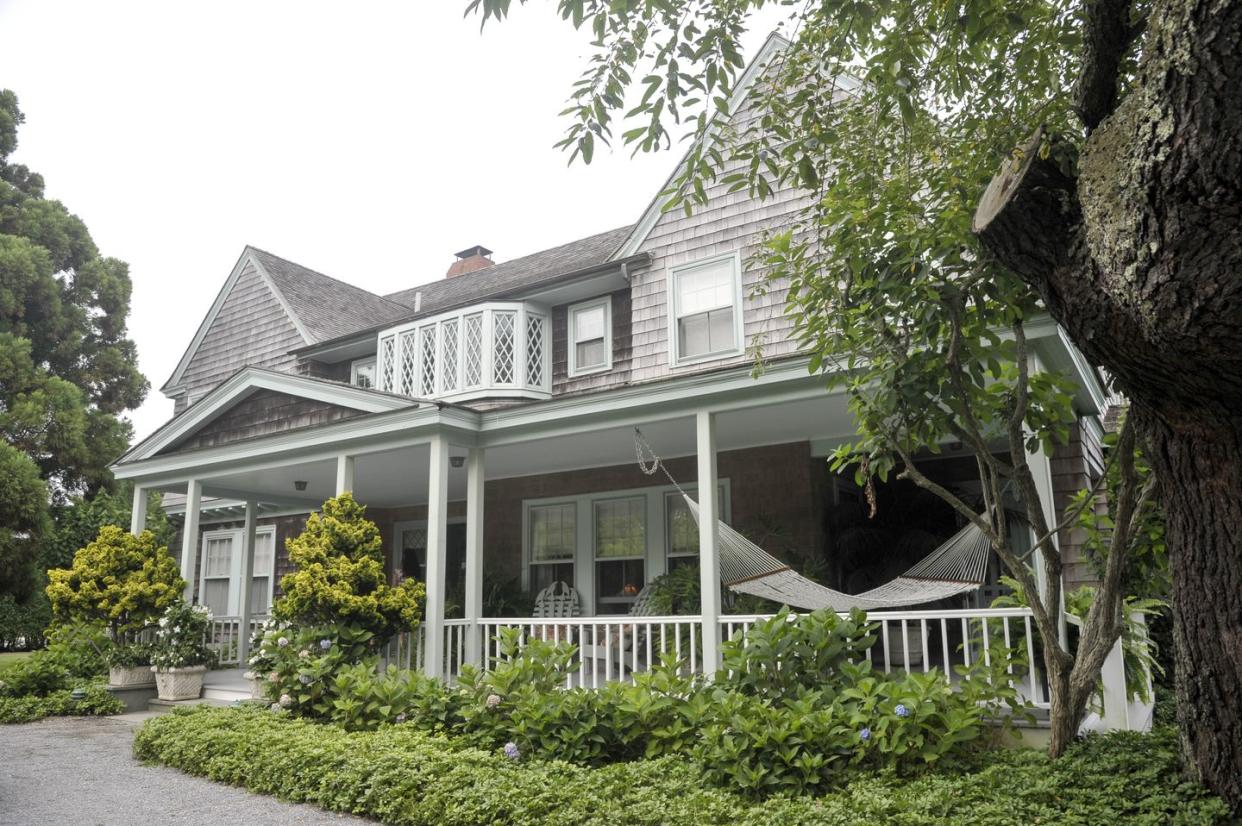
[177,260,307,411]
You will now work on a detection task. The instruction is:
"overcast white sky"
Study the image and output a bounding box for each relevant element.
[0,1,787,443]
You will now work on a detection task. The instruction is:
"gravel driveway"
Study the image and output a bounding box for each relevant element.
[0,715,372,825]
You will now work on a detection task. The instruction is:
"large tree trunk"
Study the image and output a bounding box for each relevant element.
[974,0,1242,809]
[1137,403,1242,806]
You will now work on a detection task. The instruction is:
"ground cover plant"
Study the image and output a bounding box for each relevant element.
[133,707,1230,825]
[0,622,121,723]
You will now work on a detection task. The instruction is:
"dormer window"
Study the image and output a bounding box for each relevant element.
[568,297,612,376]
[350,357,377,389]
[668,252,743,364]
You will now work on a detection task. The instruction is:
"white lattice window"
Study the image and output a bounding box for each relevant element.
[441,318,459,392]
[526,314,545,386]
[379,336,395,392]
[493,311,515,384]
[419,326,437,396]
[463,313,483,387]
[399,330,418,396]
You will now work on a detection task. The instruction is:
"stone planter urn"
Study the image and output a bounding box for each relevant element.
[885,630,925,668]
[243,671,267,700]
[152,665,208,701]
[108,665,155,688]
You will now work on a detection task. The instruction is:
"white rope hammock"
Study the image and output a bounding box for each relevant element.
[635,429,991,612]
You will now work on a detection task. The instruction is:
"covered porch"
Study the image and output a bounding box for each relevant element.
[114,353,1144,729]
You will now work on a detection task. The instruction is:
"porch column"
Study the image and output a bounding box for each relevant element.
[464,447,485,666]
[335,454,355,496]
[180,479,202,602]
[129,485,147,536]
[238,500,258,667]
[696,411,722,677]
[423,435,450,679]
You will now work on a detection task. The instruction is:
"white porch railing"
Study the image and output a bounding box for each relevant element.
[206,616,268,666]
[380,607,1060,711]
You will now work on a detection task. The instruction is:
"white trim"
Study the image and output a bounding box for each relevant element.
[567,296,613,377]
[350,356,377,388]
[666,251,745,366]
[521,478,731,616]
[611,33,791,260]
[124,367,418,464]
[161,249,313,396]
[197,525,276,617]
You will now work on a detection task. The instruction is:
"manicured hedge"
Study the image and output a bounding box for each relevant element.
[133,707,1230,825]
[0,683,123,724]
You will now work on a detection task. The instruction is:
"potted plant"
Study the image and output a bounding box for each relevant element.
[150,601,217,701]
[105,641,155,687]
[243,619,286,699]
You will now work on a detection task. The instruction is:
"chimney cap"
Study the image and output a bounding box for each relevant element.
[455,245,493,260]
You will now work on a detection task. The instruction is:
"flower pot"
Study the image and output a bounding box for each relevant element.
[152,665,208,701]
[885,629,925,669]
[108,665,155,688]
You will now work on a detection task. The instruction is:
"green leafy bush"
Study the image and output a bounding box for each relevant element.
[0,592,50,650]
[43,621,109,678]
[254,621,381,717]
[150,601,216,669]
[45,525,184,640]
[0,654,69,697]
[133,707,1231,825]
[717,607,876,697]
[0,682,123,724]
[275,494,423,642]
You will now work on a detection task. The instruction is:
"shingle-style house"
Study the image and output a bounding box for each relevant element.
[113,35,1134,725]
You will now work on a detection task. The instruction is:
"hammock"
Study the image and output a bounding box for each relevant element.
[635,430,991,612]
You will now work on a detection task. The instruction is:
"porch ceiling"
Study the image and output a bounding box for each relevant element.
[154,392,855,509]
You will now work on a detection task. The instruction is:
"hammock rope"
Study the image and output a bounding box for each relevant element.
[634,428,991,612]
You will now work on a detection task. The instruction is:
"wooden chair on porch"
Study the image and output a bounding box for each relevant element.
[531,581,580,644]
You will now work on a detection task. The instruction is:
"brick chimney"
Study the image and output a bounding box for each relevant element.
[446,245,494,278]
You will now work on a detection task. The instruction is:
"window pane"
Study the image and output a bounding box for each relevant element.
[250,578,270,615]
[530,504,576,562]
[253,533,274,577]
[353,360,375,388]
[202,579,230,616]
[666,494,698,557]
[596,559,645,614]
[574,305,606,342]
[594,497,645,559]
[531,562,574,594]
[204,537,233,578]
[676,261,734,315]
[575,339,606,369]
[708,307,736,352]
[678,313,711,357]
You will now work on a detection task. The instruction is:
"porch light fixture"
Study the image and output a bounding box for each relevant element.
[450,456,465,469]
[294,480,308,491]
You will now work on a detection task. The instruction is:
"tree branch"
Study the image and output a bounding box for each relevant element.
[1075,0,1136,132]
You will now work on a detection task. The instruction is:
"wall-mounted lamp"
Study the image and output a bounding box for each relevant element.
[294,480,308,491]
[449,456,465,469]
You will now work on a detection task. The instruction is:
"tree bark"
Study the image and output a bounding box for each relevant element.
[975,0,1242,809]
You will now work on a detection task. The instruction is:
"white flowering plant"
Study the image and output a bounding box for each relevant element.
[149,601,218,670]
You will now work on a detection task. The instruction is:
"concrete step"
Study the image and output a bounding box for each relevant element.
[202,686,253,703]
[146,697,235,713]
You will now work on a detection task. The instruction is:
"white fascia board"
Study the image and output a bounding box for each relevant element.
[612,32,791,260]
[250,254,315,346]
[113,404,479,486]
[161,249,253,394]
[123,368,420,463]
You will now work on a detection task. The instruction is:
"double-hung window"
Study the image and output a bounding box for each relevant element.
[669,253,742,363]
[594,496,646,614]
[199,527,276,616]
[665,485,728,572]
[568,297,611,376]
[529,503,576,593]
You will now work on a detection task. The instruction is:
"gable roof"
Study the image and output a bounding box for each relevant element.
[247,247,412,340]
[385,225,634,313]
[133,367,421,464]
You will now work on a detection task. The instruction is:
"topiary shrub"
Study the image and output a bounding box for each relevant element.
[275,494,423,642]
[45,525,184,643]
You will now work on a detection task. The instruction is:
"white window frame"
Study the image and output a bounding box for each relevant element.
[592,495,647,612]
[666,251,745,366]
[350,357,377,389]
[198,526,276,617]
[567,296,613,377]
[521,479,731,615]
